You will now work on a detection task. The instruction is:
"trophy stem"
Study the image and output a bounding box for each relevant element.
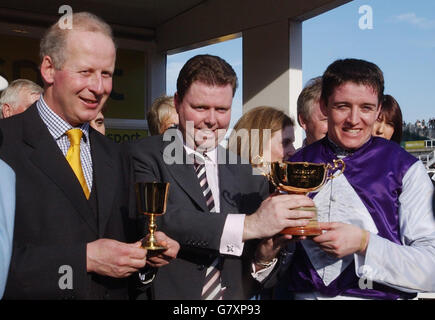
[142,213,167,251]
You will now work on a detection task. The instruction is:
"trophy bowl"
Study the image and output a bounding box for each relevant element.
[135,182,170,251]
[269,160,345,236]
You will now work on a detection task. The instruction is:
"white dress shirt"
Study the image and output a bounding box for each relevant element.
[177,130,273,280]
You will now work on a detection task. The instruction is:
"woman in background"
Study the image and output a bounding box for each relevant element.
[228,106,297,300]
[372,94,403,144]
[228,106,296,167]
[147,95,179,135]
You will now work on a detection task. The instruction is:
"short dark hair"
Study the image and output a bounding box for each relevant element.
[176,54,238,103]
[321,58,384,105]
[379,94,403,144]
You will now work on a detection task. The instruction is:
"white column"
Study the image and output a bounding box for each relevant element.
[242,19,303,148]
[289,21,303,149]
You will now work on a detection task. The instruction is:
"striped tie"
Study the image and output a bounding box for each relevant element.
[193,154,225,300]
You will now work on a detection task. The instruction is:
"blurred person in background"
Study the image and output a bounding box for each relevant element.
[297,77,327,147]
[147,95,179,135]
[0,79,42,119]
[228,106,296,167]
[372,94,403,144]
[0,138,15,299]
[90,111,105,135]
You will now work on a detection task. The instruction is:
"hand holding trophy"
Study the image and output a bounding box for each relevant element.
[135,182,170,251]
[258,158,345,236]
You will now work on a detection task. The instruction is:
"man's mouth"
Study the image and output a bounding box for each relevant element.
[80,97,99,107]
[343,128,361,135]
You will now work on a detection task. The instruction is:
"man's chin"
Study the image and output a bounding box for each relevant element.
[195,139,219,153]
[69,113,99,127]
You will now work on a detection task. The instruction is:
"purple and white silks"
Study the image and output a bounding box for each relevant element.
[285,136,432,299]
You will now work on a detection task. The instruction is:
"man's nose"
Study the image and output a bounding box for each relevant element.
[88,73,104,95]
[204,109,217,126]
[346,107,360,125]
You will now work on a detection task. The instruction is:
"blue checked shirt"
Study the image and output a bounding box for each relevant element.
[36,96,93,191]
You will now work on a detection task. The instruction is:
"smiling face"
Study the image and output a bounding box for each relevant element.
[321,82,381,150]
[175,81,232,151]
[41,30,115,127]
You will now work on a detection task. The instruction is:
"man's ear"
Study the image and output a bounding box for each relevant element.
[174,92,181,114]
[320,98,328,117]
[2,103,12,118]
[298,114,307,131]
[375,102,382,120]
[40,56,56,85]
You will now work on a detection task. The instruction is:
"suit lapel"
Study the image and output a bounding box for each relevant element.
[161,136,208,212]
[90,130,116,237]
[218,149,240,214]
[23,106,98,235]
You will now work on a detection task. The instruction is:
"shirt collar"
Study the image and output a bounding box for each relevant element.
[326,136,355,158]
[37,95,90,143]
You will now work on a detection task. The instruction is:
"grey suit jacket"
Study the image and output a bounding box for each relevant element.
[130,132,269,299]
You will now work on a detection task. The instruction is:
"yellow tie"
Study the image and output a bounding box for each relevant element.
[66,129,90,199]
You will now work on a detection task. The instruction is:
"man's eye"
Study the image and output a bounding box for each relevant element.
[362,105,376,112]
[334,105,348,110]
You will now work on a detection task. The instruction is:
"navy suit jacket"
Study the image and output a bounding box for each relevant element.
[130,132,269,299]
[0,105,137,299]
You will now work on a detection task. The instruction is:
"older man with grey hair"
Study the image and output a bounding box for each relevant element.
[0,11,178,300]
[297,76,328,147]
[0,79,43,119]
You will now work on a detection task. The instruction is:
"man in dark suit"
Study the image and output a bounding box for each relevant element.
[0,12,178,299]
[131,55,315,300]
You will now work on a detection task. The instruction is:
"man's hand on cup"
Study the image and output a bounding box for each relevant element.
[243,194,315,240]
[146,231,180,268]
[86,238,147,278]
[313,222,369,258]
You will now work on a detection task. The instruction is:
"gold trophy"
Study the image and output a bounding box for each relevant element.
[135,182,170,251]
[266,160,345,236]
